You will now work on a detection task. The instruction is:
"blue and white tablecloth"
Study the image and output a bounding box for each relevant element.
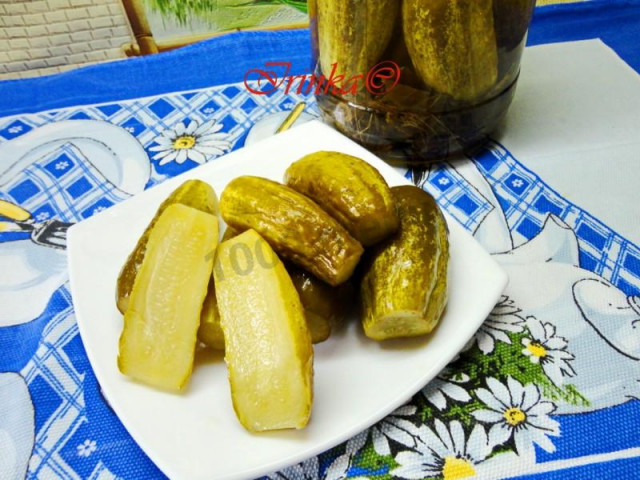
[1,1,640,479]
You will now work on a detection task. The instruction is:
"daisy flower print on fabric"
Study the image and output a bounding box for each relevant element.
[150,119,231,165]
[471,377,560,455]
[521,316,576,386]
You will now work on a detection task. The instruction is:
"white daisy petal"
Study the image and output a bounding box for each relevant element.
[553,350,575,360]
[477,332,496,354]
[152,149,174,160]
[542,362,565,386]
[175,149,188,164]
[372,428,391,456]
[467,424,491,461]
[521,383,541,411]
[158,151,178,165]
[544,337,567,350]
[441,383,472,403]
[174,122,186,136]
[514,430,537,456]
[198,141,231,152]
[382,419,422,448]
[194,119,216,135]
[185,120,198,135]
[392,452,438,479]
[188,149,207,164]
[528,428,558,453]
[393,405,417,416]
[526,414,560,434]
[491,329,513,345]
[416,424,448,458]
[476,387,507,412]
[543,322,557,340]
[521,338,531,346]
[488,422,512,447]
[526,317,546,340]
[155,136,174,146]
[507,377,525,407]
[425,389,447,410]
[527,401,556,417]
[197,145,227,156]
[487,377,512,406]
[472,409,504,423]
[346,431,367,455]
[324,453,350,480]
[198,132,228,142]
[149,145,170,153]
[302,457,318,478]
[449,421,466,455]
[434,419,454,452]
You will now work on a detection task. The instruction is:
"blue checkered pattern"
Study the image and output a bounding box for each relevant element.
[0,83,318,187]
[1,79,639,479]
[472,141,640,296]
[410,162,496,235]
[0,144,131,223]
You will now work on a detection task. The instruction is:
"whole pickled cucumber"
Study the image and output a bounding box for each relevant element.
[284,151,399,246]
[403,0,498,102]
[313,0,399,92]
[116,180,218,313]
[360,186,449,340]
[197,279,224,350]
[288,265,352,343]
[220,176,363,286]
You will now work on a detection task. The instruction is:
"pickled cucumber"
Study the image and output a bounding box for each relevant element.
[360,186,449,340]
[197,279,224,350]
[313,0,399,93]
[288,265,352,343]
[403,0,498,101]
[117,204,219,390]
[214,230,313,431]
[284,151,398,246]
[220,225,348,344]
[220,176,363,286]
[116,180,219,313]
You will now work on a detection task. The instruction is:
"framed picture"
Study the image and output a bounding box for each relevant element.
[122,0,309,55]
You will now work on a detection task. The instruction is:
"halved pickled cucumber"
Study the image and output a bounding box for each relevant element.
[214,229,313,431]
[284,151,399,246]
[360,186,449,340]
[219,226,347,345]
[220,176,363,286]
[117,204,219,390]
[116,180,218,313]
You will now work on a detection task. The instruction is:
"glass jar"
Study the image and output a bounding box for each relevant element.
[309,0,536,165]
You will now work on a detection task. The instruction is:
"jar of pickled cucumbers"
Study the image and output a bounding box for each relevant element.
[309,0,536,165]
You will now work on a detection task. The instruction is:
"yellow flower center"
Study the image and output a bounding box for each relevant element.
[443,456,476,479]
[526,341,547,358]
[173,135,196,150]
[504,407,527,426]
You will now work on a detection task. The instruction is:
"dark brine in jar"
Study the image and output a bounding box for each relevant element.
[309,0,536,165]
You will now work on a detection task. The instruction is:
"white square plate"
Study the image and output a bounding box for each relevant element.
[67,121,507,480]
